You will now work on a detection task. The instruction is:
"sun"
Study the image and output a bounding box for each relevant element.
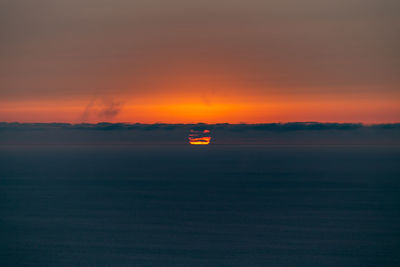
[188,130,211,145]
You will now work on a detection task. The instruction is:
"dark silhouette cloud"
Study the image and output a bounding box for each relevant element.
[0,122,396,131]
[1,122,399,145]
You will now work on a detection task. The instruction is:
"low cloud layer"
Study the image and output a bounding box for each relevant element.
[0,122,399,145]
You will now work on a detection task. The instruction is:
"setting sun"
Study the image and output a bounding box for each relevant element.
[188,129,211,145]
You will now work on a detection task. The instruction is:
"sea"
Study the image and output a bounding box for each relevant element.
[1,145,399,266]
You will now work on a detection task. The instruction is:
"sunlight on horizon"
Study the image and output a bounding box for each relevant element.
[188,129,211,145]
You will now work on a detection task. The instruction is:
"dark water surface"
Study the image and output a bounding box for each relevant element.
[1,145,400,266]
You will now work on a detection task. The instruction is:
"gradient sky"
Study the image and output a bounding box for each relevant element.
[1,0,399,123]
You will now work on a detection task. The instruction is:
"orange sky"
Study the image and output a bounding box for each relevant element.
[1,91,399,123]
[1,0,399,123]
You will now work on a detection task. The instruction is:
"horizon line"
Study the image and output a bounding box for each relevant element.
[1,122,400,126]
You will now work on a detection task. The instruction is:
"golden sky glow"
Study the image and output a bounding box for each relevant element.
[0,92,399,123]
[1,0,399,123]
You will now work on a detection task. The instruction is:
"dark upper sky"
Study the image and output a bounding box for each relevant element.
[1,0,399,123]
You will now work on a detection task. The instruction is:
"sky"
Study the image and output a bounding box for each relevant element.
[1,0,399,123]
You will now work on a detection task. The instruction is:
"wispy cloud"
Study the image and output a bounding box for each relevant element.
[98,100,123,119]
[79,98,96,122]
[79,98,124,122]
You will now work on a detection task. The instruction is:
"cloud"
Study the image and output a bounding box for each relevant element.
[219,122,364,132]
[79,98,96,122]
[1,122,398,132]
[98,100,123,119]
[0,121,399,145]
[78,98,124,122]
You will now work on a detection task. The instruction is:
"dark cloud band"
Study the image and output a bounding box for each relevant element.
[0,122,399,145]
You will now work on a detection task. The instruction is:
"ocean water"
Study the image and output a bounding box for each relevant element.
[1,145,399,266]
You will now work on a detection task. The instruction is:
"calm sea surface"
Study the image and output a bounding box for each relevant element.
[1,145,400,266]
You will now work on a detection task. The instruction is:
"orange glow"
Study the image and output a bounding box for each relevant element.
[0,92,399,124]
[189,129,212,145]
[189,137,211,145]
